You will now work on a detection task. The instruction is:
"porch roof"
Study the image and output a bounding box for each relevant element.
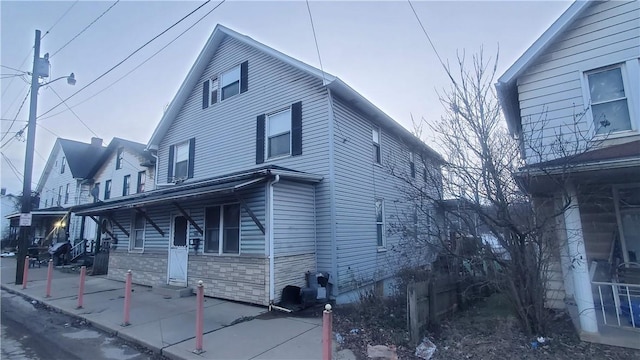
[5,208,67,220]
[72,166,322,216]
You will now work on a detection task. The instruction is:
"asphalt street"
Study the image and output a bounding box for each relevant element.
[1,289,166,360]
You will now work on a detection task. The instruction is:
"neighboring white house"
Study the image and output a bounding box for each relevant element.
[1,188,19,247]
[73,24,443,306]
[496,0,639,349]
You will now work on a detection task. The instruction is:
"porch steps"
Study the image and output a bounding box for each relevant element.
[152,284,193,298]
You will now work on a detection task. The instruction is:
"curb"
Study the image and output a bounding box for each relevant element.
[0,283,174,358]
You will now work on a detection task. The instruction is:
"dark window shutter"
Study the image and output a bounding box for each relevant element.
[240,61,248,93]
[291,101,302,156]
[188,138,195,179]
[256,114,265,164]
[167,145,175,182]
[202,81,209,109]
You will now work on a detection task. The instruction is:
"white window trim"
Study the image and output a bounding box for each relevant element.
[203,203,242,255]
[173,141,190,181]
[580,60,639,140]
[375,198,386,250]
[220,64,241,101]
[209,77,219,105]
[373,127,382,165]
[130,213,145,252]
[265,107,292,160]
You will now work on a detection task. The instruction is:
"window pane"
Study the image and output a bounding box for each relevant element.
[223,204,240,254]
[205,207,220,253]
[377,224,383,247]
[221,83,239,100]
[375,200,383,222]
[176,143,189,162]
[134,230,144,248]
[593,99,632,134]
[372,128,380,143]
[221,66,240,87]
[373,144,381,163]
[175,160,188,178]
[268,110,291,136]
[268,133,290,157]
[588,68,625,103]
[173,216,187,246]
[135,213,145,229]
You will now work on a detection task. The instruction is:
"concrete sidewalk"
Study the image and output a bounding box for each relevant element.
[0,258,337,360]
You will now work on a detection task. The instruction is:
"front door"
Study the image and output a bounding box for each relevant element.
[168,215,189,286]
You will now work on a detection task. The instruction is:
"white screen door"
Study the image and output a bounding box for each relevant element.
[168,215,189,286]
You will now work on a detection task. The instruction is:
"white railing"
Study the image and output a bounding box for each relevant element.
[592,281,640,329]
[70,239,86,262]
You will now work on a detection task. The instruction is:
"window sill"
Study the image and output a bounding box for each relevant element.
[128,249,144,254]
[377,247,387,253]
[593,129,638,141]
[265,153,292,162]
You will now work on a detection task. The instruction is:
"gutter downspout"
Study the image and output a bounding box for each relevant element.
[268,174,280,304]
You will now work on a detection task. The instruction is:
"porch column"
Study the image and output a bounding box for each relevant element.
[563,185,598,334]
[554,196,574,298]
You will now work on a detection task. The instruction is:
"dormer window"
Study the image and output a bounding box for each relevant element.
[586,64,632,134]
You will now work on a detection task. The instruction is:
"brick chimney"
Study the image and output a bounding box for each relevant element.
[91,137,103,147]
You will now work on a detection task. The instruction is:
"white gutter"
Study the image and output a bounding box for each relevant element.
[268,174,280,303]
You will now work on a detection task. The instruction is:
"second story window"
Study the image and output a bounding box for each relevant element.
[372,127,381,164]
[57,186,62,206]
[221,65,240,100]
[93,183,100,203]
[44,199,48,208]
[104,180,112,200]
[116,147,124,169]
[64,184,70,204]
[586,64,631,134]
[137,171,146,193]
[375,199,385,248]
[267,108,292,158]
[409,152,415,178]
[167,138,195,182]
[60,156,66,174]
[131,213,145,250]
[123,175,131,196]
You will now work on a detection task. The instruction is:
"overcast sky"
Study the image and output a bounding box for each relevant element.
[1,0,573,195]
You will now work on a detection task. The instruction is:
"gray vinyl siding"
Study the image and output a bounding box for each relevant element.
[518,0,640,163]
[273,181,316,256]
[105,187,266,254]
[155,34,333,284]
[157,35,330,181]
[331,96,438,292]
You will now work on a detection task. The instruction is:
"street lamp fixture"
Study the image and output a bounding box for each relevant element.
[41,72,76,87]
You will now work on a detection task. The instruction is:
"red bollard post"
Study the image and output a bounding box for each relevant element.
[45,259,53,297]
[22,256,29,289]
[77,266,86,309]
[322,304,333,360]
[122,270,132,326]
[193,280,205,354]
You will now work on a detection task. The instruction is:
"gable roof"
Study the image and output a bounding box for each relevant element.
[495,1,592,135]
[86,137,155,179]
[36,138,106,194]
[147,24,442,161]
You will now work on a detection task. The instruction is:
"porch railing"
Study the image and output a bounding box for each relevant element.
[70,239,87,262]
[592,281,640,329]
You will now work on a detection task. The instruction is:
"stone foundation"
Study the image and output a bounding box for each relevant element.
[108,251,167,286]
[188,255,269,306]
[274,253,316,303]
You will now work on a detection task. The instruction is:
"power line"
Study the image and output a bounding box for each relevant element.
[47,85,99,137]
[305,0,326,84]
[1,152,24,182]
[39,0,227,121]
[38,0,214,119]
[406,0,451,82]
[41,0,80,40]
[1,53,32,98]
[50,0,120,58]
[0,88,31,143]
[0,65,28,73]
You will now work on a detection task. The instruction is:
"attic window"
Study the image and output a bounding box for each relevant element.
[116,147,124,170]
[221,65,240,100]
[174,142,189,180]
[60,157,66,174]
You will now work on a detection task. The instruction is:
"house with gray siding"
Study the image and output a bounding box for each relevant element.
[74,25,442,306]
[496,0,639,348]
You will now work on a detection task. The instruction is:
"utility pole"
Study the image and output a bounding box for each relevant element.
[15,30,42,285]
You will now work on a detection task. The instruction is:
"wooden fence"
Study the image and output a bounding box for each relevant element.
[407,277,459,344]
